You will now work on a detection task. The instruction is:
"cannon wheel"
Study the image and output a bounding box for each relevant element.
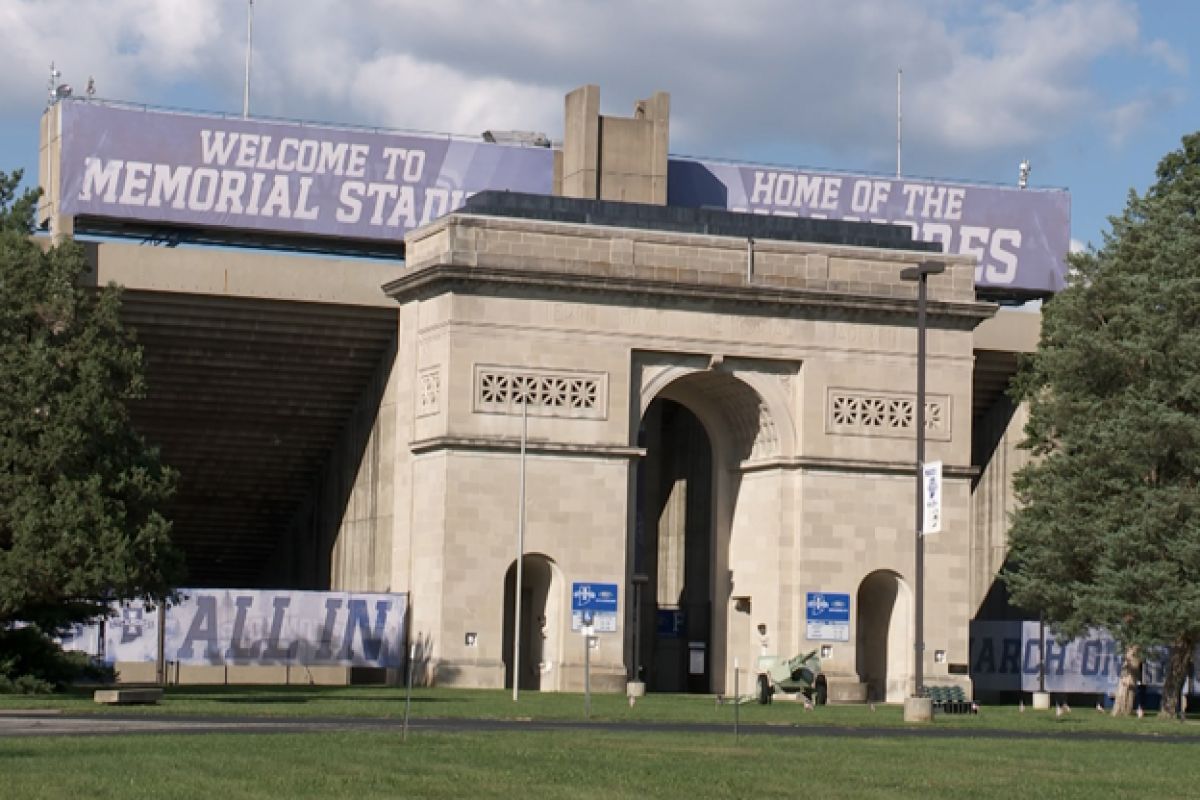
[814,676,828,706]
[757,674,773,705]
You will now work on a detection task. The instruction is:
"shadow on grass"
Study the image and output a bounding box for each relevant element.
[211,696,312,704]
[208,695,463,705]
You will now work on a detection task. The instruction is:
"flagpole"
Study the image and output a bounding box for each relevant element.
[896,68,902,178]
[243,1,254,118]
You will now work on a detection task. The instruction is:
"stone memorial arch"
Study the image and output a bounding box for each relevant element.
[381,189,990,698]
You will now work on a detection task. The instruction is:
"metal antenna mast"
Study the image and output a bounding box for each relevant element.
[896,68,903,178]
[243,1,254,118]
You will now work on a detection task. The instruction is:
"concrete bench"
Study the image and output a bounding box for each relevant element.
[93,687,163,705]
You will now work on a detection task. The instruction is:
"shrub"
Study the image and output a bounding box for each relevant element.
[0,625,115,692]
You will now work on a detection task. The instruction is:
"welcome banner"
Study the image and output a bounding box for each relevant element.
[57,100,553,242]
[52,99,1070,295]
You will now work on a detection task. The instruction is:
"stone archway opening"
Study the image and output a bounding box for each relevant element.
[633,397,713,693]
[855,570,912,703]
[503,554,561,691]
[629,365,782,695]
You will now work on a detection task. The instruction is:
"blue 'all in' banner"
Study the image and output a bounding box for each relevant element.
[98,589,408,668]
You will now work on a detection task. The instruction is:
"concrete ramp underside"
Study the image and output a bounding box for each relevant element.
[120,289,397,586]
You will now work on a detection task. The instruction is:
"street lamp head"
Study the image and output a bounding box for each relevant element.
[900,260,946,282]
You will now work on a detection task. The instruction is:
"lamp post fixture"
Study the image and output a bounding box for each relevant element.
[900,259,944,706]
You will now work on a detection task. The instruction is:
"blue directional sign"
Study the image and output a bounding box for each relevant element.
[572,583,618,612]
[806,592,850,642]
[571,582,618,633]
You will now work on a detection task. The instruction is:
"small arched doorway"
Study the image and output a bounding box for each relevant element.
[503,554,562,691]
[856,570,912,703]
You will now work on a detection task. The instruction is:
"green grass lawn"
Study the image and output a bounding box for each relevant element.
[4,687,1200,798]
[2,727,1198,800]
[1,684,1197,737]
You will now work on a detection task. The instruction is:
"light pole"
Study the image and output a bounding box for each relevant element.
[512,397,528,702]
[900,259,944,708]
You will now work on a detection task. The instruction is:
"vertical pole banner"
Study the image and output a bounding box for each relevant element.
[921,460,942,535]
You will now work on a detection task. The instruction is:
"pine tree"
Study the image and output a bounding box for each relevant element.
[0,170,182,643]
[1004,133,1200,717]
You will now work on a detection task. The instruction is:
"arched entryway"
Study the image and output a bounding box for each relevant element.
[855,570,912,703]
[632,398,714,693]
[629,363,788,695]
[503,554,563,691]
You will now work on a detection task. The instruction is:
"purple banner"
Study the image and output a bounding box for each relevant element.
[669,159,1070,294]
[53,99,1070,294]
[970,621,1200,695]
[57,100,553,242]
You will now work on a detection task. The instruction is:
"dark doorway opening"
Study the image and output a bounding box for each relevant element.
[632,398,713,693]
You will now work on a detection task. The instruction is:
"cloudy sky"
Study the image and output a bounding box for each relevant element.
[1,0,1195,250]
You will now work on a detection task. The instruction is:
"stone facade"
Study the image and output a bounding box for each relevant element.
[373,209,993,697]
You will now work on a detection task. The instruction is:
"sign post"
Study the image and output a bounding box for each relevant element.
[733,657,740,742]
[582,621,596,720]
[403,642,415,742]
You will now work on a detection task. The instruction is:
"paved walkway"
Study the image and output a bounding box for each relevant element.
[1,710,1195,743]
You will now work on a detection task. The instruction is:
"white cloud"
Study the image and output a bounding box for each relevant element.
[0,0,225,106]
[1145,38,1188,76]
[1106,89,1185,147]
[911,1,1139,151]
[0,0,1181,176]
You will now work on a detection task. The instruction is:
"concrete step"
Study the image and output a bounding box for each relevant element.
[93,687,163,705]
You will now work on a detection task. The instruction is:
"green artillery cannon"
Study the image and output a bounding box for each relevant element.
[755,649,827,705]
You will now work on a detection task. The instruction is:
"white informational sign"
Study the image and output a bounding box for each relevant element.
[571,611,618,633]
[922,460,943,535]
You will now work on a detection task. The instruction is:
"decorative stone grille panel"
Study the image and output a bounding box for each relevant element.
[416,367,440,417]
[827,389,950,440]
[474,365,607,419]
[750,403,780,460]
